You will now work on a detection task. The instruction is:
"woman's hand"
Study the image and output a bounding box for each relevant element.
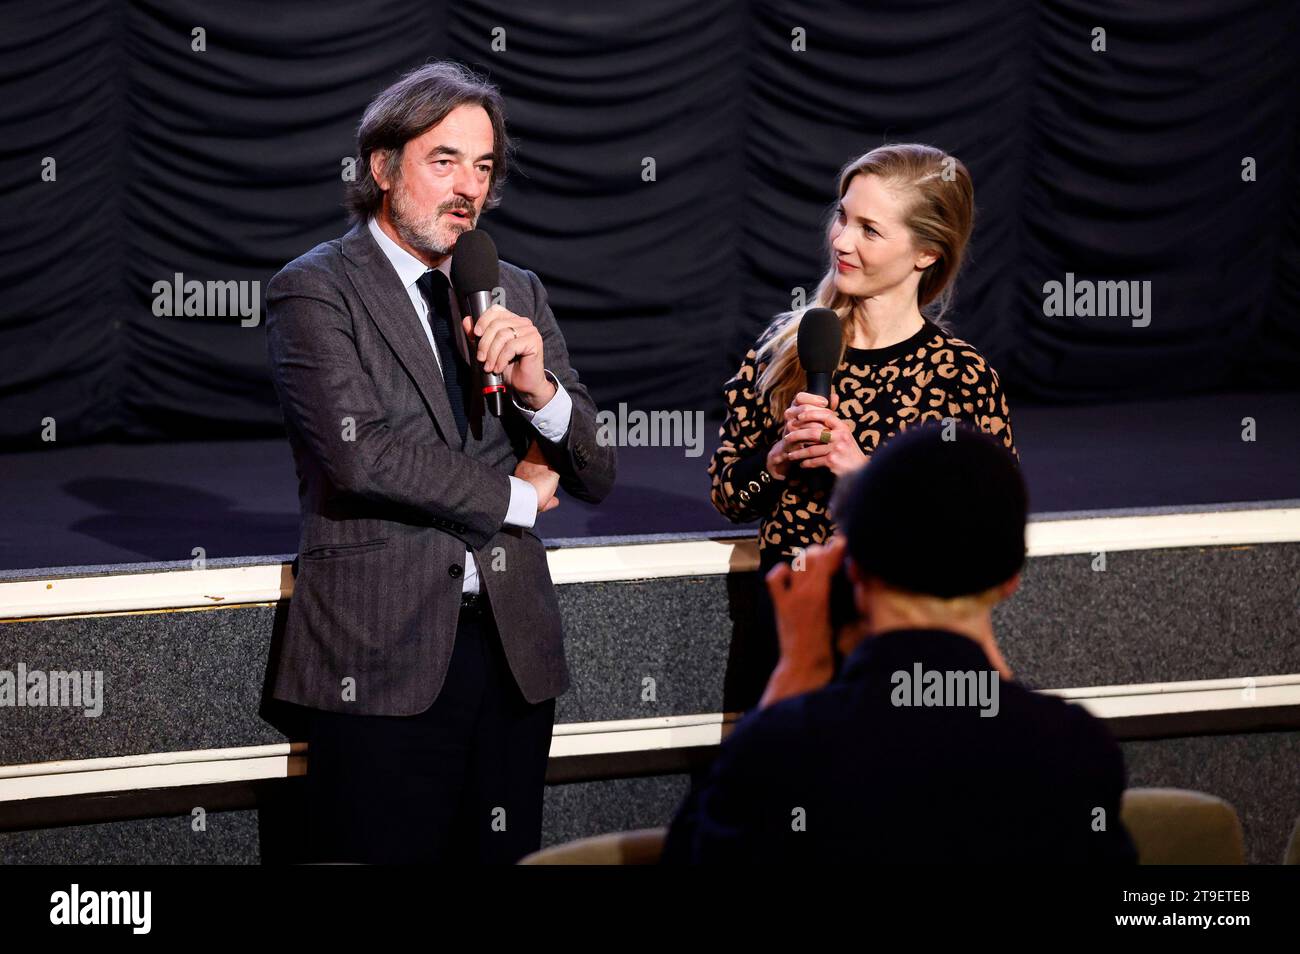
[765,431,793,479]
[778,390,868,477]
[765,390,821,479]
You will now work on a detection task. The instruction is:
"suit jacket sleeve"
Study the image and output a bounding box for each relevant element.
[522,267,616,504]
[266,263,511,551]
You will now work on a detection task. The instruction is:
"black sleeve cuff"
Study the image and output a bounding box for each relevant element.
[727,445,783,511]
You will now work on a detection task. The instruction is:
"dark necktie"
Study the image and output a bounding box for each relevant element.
[416,268,468,442]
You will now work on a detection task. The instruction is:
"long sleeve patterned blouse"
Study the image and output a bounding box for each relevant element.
[708,317,1018,568]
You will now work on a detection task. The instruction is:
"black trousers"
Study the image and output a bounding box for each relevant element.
[302,599,556,864]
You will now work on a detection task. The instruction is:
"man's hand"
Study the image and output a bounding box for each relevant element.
[464,306,555,409]
[513,440,560,513]
[758,536,847,709]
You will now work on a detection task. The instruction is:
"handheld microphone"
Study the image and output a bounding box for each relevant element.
[451,229,506,416]
[794,307,842,500]
[797,307,842,399]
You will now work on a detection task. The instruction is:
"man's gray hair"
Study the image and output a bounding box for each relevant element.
[344,61,512,223]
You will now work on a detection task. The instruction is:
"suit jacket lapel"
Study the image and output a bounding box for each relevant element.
[341,222,460,447]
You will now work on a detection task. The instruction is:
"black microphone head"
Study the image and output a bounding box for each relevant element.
[797,307,843,374]
[450,229,500,293]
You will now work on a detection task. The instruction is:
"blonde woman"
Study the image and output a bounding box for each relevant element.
[709,143,1018,706]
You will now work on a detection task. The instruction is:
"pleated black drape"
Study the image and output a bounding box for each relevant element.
[1,0,1297,446]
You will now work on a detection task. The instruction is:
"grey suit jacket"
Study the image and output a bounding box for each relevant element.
[265,221,615,716]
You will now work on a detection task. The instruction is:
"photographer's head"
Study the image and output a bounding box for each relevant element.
[831,421,1028,672]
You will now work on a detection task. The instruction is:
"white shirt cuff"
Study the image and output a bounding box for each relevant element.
[513,369,572,442]
[505,476,538,529]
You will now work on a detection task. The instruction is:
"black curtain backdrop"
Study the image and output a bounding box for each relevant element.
[1,0,1298,446]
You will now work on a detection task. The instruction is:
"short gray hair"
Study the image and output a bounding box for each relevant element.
[344,61,512,223]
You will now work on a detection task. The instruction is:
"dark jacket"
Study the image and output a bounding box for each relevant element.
[265,221,615,715]
[663,628,1136,863]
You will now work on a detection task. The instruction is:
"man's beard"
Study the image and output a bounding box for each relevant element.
[388,176,477,257]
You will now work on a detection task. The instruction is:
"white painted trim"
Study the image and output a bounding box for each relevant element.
[1045,673,1300,719]
[0,564,296,621]
[1,505,1296,619]
[1025,507,1300,557]
[0,744,305,802]
[2,675,1297,804]
[0,743,301,780]
[549,713,736,756]
[545,538,758,584]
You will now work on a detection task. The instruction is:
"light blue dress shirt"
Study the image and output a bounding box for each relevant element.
[367,217,573,593]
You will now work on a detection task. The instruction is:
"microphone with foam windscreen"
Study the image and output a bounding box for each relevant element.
[451,229,506,416]
[797,307,843,400]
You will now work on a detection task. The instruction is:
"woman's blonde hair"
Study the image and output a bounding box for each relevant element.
[756,143,975,415]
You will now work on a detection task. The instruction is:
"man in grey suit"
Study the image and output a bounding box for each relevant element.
[265,61,615,864]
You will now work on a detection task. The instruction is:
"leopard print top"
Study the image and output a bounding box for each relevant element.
[708,317,1018,568]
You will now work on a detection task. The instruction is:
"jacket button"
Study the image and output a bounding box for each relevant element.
[448,564,463,579]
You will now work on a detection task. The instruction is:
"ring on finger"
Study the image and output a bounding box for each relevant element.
[819,429,833,444]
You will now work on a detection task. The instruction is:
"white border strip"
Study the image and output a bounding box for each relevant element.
[0,564,297,621]
[1026,507,1300,557]
[545,538,758,584]
[0,745,305,803]
[1,675,1297,804]
[1,506,1297,619]
[548,713,734,757]
[1045,673,1300,718]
